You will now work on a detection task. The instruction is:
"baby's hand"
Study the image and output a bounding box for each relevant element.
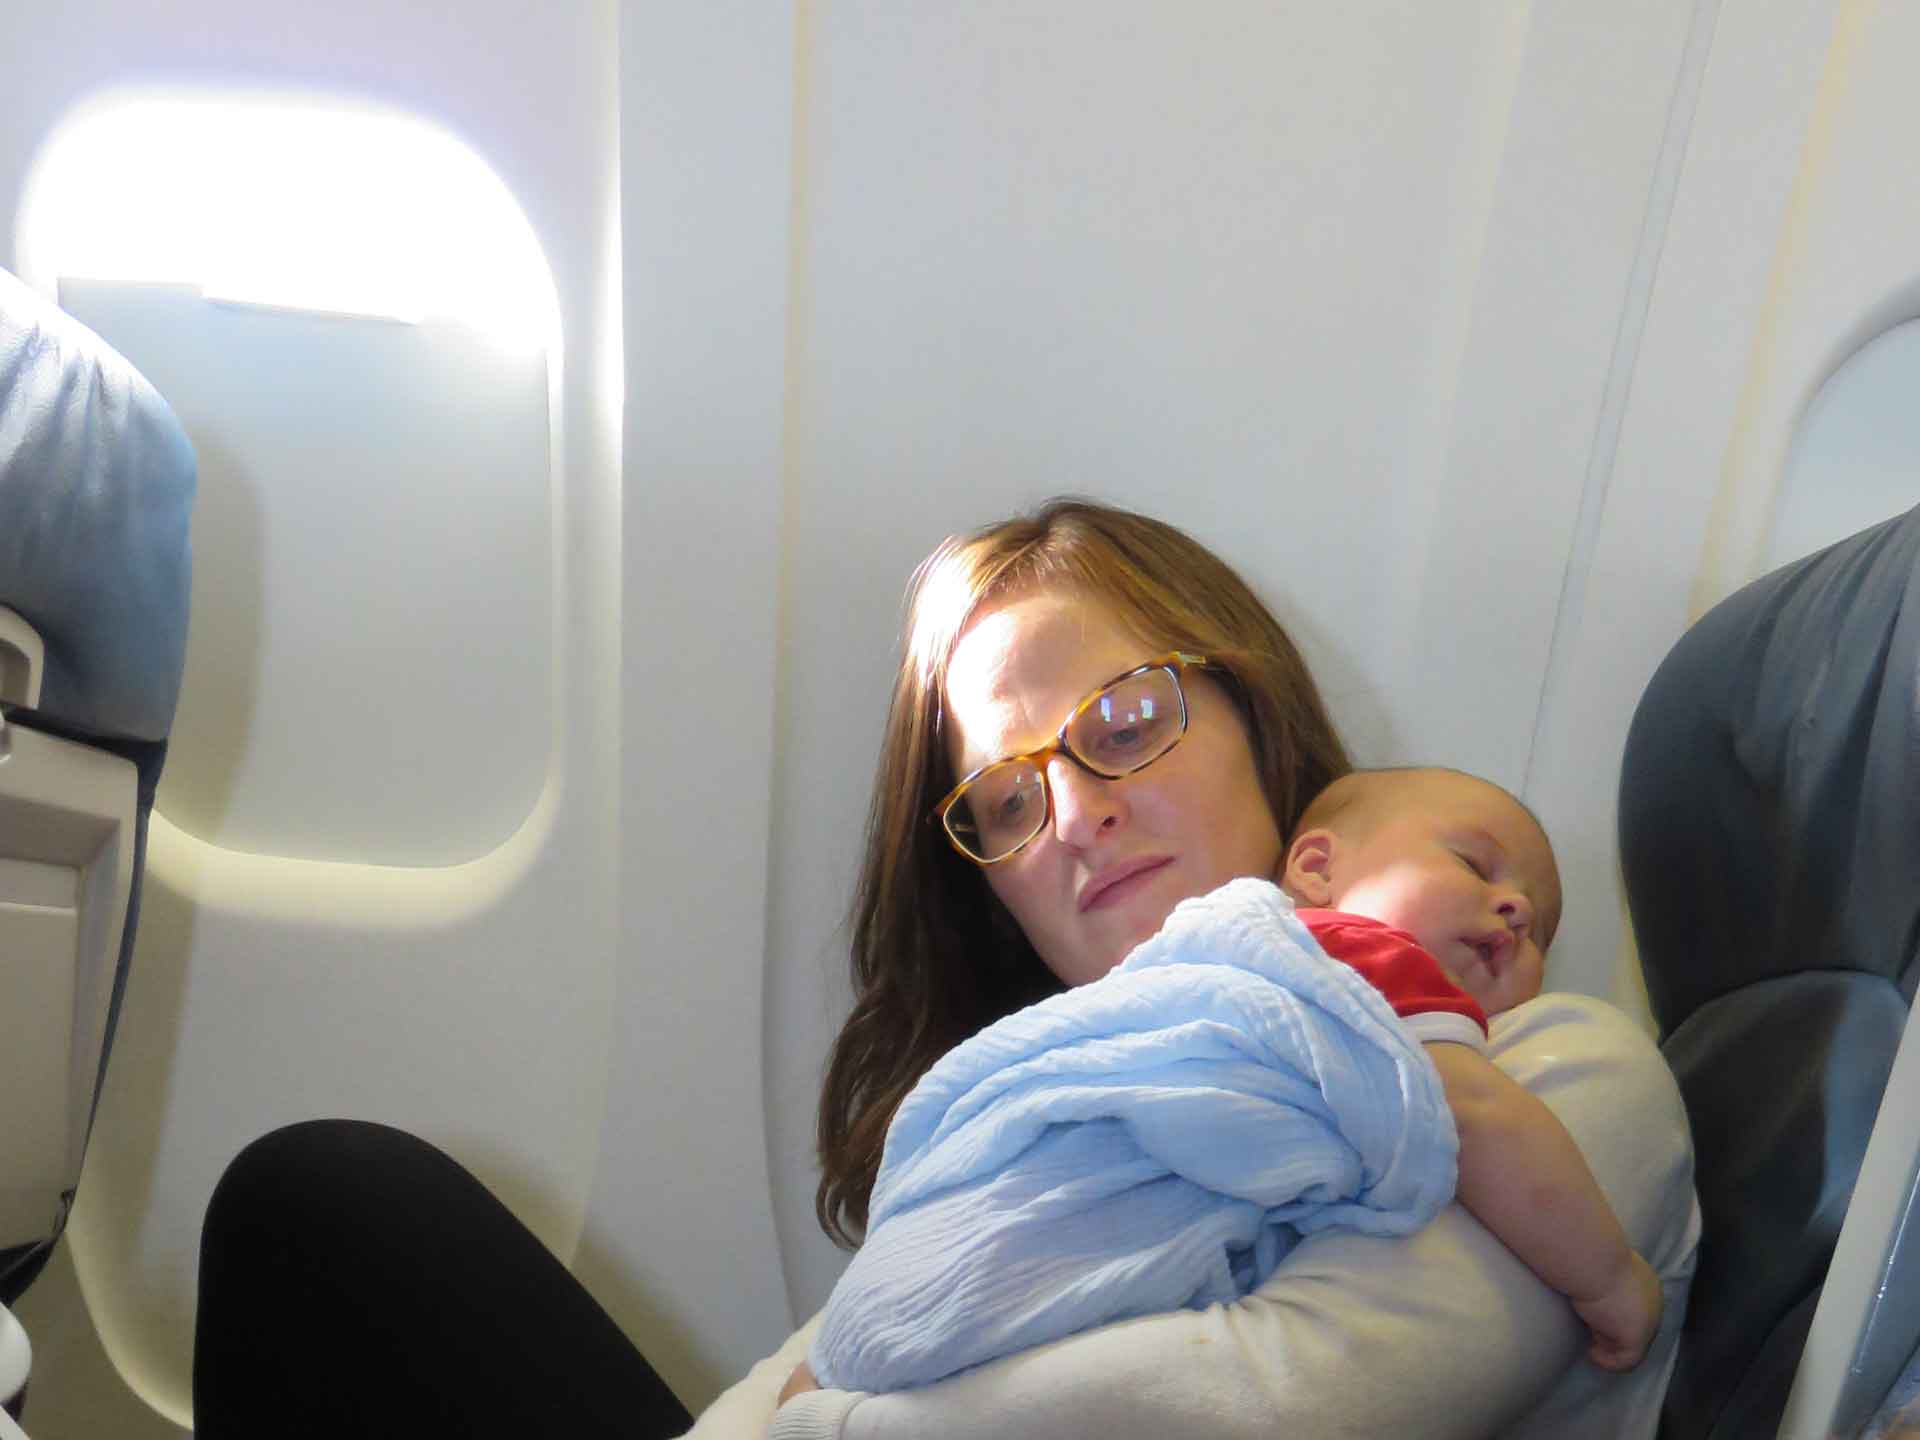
[777,1360,820,1407]
[1574,1250,1664,1371]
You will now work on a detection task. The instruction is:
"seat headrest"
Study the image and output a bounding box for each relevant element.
[0,269,195,744]
[1619,502,1920,1035]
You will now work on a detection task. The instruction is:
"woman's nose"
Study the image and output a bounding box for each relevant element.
[1046,757,1124,847]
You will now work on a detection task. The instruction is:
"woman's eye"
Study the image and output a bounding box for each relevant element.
[994,789,1032,824]
[1085,706,1172,761]
[970,773,1041,836]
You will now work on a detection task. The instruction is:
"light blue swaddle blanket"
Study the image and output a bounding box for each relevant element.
[808,877,1459,1393]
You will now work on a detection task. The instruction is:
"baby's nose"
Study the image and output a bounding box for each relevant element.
[1497,892,1532,934]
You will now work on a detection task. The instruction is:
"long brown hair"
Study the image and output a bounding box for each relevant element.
[814,498,1350,1246]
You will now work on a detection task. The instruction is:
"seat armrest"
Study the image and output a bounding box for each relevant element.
[0,609,43,710]
[0,1300,28,1426]
[1781,1001,1920,1438]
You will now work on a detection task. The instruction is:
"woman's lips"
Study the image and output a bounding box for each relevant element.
[1079,856,1174,912]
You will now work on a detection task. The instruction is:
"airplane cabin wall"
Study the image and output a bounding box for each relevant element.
[745,0,1717,1327]
[2,3,633,1435]
[5,0,1917,1433]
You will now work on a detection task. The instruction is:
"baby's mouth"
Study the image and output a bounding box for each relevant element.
[1469,932,1509,976]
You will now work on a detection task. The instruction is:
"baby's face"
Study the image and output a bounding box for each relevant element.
[1320,774,1561,1015]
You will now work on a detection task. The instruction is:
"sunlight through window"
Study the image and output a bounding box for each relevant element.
[19,93,557,352]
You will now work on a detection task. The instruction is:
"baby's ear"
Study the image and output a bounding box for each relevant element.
[1281,829,1337,906]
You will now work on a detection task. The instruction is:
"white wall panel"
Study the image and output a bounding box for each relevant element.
[57,283,553,867]
[1397,0,1708,1022]
[5,0,1915,1427]
[757,0,1703,1328]
[2,4,624,1434]
[591,0,798,1410]
[1526,0,1842,1016]
[1767,321,1920,570]
[1693,0,1916,612]
[1405,0,1701,793]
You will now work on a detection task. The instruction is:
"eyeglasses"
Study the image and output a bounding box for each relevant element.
[933,651,1211,865]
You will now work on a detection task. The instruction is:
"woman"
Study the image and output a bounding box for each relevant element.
[193,500,1697,1440]
[743,500,1694,1439]
[813,498,1349,1252]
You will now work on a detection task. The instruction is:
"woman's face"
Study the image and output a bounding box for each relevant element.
[943,589,1285,987]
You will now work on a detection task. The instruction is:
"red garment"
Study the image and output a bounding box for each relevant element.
[1295,909,1489,1043]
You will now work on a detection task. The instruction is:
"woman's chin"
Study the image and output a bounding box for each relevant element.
[1048,869,1194,985]
[1098,904,1181,976]
[1051,922,1161,988]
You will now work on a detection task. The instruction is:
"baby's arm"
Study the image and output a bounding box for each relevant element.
[1424,1040,1663,1371]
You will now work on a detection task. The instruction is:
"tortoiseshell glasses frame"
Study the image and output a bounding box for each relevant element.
[932,651,1211,865]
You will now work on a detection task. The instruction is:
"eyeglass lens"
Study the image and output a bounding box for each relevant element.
[947,666,1185,860]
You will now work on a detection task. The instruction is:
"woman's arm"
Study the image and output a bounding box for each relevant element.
[728,995,1697,1440]
[780,1207,1580,1440]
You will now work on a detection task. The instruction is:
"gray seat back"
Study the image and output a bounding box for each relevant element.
[0,270,195,1302]
[1619,503,1920,1437]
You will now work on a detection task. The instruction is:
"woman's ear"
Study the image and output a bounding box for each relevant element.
[1281,829,1337,907]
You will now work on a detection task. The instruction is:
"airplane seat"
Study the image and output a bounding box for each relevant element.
[1619,501,1920,1439]
[0,268,195,1420]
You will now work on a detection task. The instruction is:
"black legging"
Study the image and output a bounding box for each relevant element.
[193,1119,695,1438]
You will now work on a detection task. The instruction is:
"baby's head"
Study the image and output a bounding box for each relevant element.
[1280,767,1562,1015]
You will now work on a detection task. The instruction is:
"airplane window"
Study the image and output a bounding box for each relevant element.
[17,95,561,867]
[19,94,555,350]
[1766,320,1920,571]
